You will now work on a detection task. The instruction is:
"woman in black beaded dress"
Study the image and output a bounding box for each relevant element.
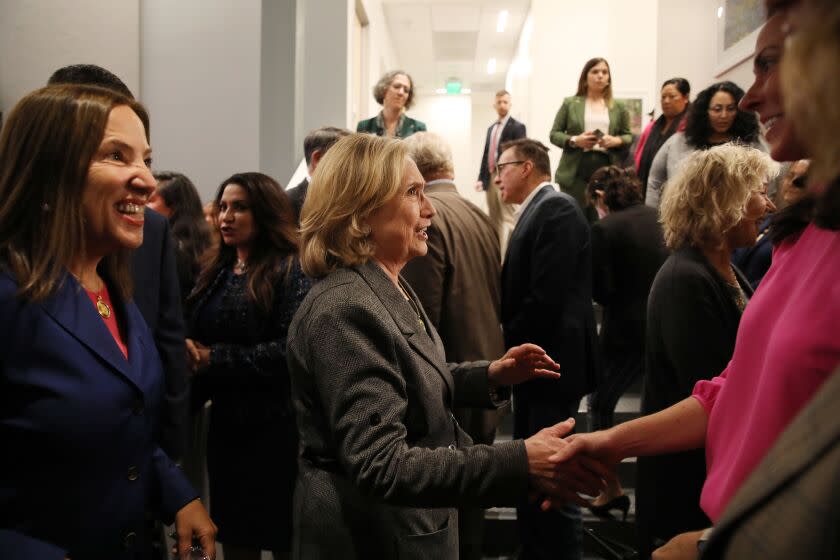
[186,172,311,560]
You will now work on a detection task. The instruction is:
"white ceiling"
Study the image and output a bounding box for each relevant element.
[382,0,531,95]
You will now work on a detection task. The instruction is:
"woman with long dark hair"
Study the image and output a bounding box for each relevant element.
[0,83,216,559]
[186,172,311,560]
[149,171,212,302]
[635,78,691,188]
[645,81,762,208]
[550,57,632,221]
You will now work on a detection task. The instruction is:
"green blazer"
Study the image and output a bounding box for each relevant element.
[549,96,632,188]
[356,112,427,139]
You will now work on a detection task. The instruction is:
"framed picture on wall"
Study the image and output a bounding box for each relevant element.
[716,0,766,76]
[615,94,650,137]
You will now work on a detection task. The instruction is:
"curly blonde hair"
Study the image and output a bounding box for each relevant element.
[660,144,779,250]
[299,133,407,278]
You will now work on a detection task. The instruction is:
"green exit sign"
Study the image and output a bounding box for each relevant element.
[445,80,462,94]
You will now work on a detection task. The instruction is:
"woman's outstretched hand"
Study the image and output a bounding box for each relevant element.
[488,343,560,388]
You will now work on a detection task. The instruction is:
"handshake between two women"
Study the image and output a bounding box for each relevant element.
[488,343,617,510]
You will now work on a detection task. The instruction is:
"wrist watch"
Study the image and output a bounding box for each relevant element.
[569,136,578,148]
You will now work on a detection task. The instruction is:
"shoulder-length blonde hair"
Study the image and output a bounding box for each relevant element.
[0,84,149,302]
[660,144,779,250]
[299,133,407,278]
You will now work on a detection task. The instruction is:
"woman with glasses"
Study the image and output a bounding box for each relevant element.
[645,81,762,208]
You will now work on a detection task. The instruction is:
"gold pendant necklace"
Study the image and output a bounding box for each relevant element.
[95,294,112,319]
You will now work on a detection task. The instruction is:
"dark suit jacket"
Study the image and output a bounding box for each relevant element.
[730,215,773,290]
[636,246,752,556]
[591,204,668,353]
[401,181,506,444]
[356,112,426,138]
[477,117,527,189]
[701,364,840,560]
[287,261,528,559]
[287,177,309,224]
[0,270,196,560]
[501,184,600,408]
[132,208,188,461]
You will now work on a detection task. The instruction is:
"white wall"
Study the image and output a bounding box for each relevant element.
[358,0,399,123]
[410,94,485,208]
[0,0,139,115]
[656,0,756,110]
[507,0,660,176]
[141,0,262,200]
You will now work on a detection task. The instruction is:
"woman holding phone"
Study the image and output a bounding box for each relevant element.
[550,57,632,222]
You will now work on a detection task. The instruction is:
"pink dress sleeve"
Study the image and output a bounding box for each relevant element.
[691,364,729,414]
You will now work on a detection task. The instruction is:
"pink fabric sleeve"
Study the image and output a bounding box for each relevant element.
[691,364,730,414]
[634,120,655,170]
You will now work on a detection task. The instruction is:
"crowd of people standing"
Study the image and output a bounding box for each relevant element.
[1,1,839,559]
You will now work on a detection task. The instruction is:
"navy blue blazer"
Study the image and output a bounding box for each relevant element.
[132,208,189,461]
[501,185,600,406]
[0,270,196,560]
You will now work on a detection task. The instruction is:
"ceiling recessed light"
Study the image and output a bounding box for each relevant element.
[435,88,447,95]
[462,88,472,94]
[497,10,509,33]
[487,58,497,75]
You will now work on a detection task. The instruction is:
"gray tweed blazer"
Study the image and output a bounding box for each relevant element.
[287,260,528,559]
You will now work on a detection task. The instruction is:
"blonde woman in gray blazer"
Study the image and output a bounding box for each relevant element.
[287,133,610,559]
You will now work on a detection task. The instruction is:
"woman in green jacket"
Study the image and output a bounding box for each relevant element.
[550,58,631,222]
[357,70,426,139]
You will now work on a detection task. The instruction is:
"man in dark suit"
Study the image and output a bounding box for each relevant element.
[475,90,527,248]
[496,139,599,560]
[402,131,507,560]
[286,126,350,223]
[48,64,189,464]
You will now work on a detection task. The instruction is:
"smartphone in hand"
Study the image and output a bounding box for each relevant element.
[593,129,605,140]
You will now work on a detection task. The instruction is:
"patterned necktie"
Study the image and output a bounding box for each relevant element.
[488,121,503,173]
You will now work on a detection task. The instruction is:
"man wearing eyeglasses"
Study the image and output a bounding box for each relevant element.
[476,90,527,252]
[496,138,600,560]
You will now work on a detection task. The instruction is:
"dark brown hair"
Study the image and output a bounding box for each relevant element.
[190,172,298,314]
[0,84,149,302]
[575,57,613,105]
[587,166,644,212]
[500,138,552,177]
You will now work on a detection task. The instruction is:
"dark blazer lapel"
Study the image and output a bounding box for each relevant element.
[714,367,840,534]
[40,274,135,385]
[355,261,454,398]
[508,184,552,245]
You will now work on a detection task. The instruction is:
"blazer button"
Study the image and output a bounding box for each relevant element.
[127,466,139,481]
[369,413,381,426]
[123,531,137,549]
[132,399,144,415]
[448,444,456,450]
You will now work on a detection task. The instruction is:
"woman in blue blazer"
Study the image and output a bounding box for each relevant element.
[0,84,216,560]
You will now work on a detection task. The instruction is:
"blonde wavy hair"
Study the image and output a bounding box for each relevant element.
[660,144,779,250]
[299,133,407,278]
[782,1,840,184]
[402,131,454,179]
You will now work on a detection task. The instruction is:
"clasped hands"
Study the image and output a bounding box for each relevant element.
[574,130,622,150]
[185,338,211,375]
[524,420,618,508]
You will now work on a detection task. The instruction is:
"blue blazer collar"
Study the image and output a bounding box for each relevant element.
[40,272,148,390]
